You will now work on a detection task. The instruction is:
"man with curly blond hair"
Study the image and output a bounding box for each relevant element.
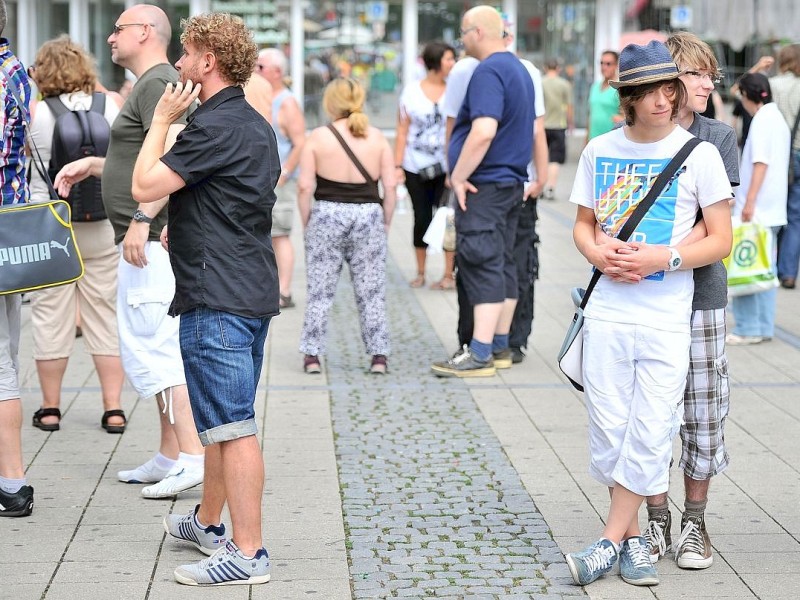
[131,12,280,586]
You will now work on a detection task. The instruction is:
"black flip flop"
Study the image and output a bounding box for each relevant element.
[101,409,127,434]
[32,407,61,431]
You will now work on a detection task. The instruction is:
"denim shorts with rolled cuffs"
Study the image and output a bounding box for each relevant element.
[179,306,271,446]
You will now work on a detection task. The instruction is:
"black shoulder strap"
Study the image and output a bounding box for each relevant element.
[326,123,376,184]
[791,106,800,148]
[43,95,69,118]
[580,136,703,308]
[1,65,59,200]
[90,92,106,115]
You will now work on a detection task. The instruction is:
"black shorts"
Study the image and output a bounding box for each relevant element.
[545,128,567,164]
[455,181,523,305]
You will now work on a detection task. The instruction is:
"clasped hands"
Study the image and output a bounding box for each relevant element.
[592,231,670,283]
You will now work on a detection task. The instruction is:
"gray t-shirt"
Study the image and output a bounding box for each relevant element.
[687,113,739,310]
[102,64,186,245]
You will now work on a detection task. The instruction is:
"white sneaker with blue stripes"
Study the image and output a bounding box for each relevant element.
[174,540,270,586]
[163,504,228,556]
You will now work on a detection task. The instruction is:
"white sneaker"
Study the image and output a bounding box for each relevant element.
[118,457,172,484]
[141,462,204,499]
[725,333,764,346]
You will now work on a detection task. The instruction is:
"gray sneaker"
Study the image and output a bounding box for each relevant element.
[644,509,672,563]
[620,536,659,586]
[492,348,513,369]
[565,538,618,586]
[431,345,496,378]
[174,540,270,586]
[675,513,713,569]
[164,504,228,556]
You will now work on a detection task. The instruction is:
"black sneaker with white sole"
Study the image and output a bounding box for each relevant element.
[0,485,34,517]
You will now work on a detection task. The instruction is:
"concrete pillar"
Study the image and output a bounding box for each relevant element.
[402,0,418,88]
[16,0,38,68]
[502,0,517,53]
[290,0,304,102]
[594,0,624,80]
[189,0,210,15]
[70,0,90,48]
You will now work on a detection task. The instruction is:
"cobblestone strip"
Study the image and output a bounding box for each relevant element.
[326,261,585,599]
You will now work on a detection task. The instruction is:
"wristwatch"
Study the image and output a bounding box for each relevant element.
[132,209,153,224]
[667,247,682,272]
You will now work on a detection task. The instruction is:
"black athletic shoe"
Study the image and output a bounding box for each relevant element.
[510,347,525,364]
[0,485,34,517]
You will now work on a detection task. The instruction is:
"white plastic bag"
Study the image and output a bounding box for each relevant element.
[422,206,450,254]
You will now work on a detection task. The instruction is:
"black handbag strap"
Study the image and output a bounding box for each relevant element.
[326,123,377,185]
[1,65,60,200]
[580,136,702,308]
[790,104,800,151]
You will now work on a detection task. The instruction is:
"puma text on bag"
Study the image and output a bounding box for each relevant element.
[45,93,109,221]
[0,200,85,295]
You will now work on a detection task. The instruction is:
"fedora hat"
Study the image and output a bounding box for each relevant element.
[610,40,680,89]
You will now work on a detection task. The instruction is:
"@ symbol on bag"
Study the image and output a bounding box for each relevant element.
[733,240,757,268]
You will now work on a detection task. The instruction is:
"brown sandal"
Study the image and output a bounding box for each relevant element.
[304,355,321,374]
[370,355,388,374]
[409,274,425,288]
[430,275,455,290]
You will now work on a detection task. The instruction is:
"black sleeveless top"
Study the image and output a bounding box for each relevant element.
[314,175,380,204]
[314,124,381,204]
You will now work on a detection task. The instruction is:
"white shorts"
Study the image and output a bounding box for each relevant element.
[117,242,185,399]
[582,318,689,496]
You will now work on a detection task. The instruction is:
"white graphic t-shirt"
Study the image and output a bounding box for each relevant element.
[398,81,446,174]
[569,126,732,331]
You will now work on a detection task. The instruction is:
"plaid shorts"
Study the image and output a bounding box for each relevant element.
[679,308,731,479]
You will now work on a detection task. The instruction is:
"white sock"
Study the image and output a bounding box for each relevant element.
[0,475,25,494]
[154,452,177,471]
[178,452,204,468]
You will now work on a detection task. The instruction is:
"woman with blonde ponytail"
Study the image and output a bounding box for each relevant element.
[297,78,397,374]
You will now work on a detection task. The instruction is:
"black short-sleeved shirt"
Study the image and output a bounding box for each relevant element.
[161,86,280,318]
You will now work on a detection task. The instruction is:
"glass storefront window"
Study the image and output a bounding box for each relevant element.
[546,1,595,129]
[89,0,125,91]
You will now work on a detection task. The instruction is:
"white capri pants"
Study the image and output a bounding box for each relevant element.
[582,317,689,497]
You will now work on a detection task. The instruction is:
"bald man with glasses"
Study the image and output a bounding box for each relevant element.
[54,3,206,502]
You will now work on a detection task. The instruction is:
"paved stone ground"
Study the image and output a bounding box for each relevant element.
[324,262,585,599]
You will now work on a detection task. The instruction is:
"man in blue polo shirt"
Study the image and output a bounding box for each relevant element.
[432,5,534,377]
[131,13,279,586]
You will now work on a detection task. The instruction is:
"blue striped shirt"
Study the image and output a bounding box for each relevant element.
[0,38,30,206]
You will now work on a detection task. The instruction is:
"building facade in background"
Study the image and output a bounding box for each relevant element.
[8,0,797,130]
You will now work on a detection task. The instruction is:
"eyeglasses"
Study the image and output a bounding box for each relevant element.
[459,26,477,37]
[683,69,722,84]
[111,23,151,36]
